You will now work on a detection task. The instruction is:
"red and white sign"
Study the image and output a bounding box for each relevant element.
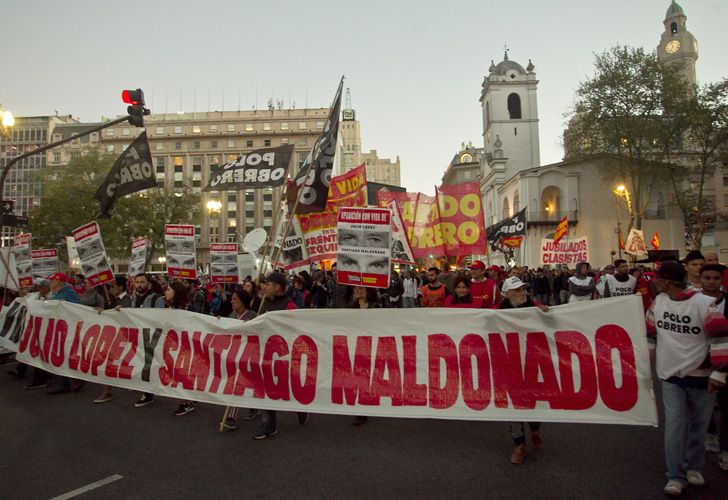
[12,233,32,287]
[388,202,415,265]
[2,295,657,426]
[337,207,391,288]
[72,221,114,287]
[128,237,148,277]
[540,236,589,266]
[165,225,197,279]
[31,249,59,283]
[210,243,238,283]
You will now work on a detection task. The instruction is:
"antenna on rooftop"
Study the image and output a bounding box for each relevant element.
[345,87,352,109]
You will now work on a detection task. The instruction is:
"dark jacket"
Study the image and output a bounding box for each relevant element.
[499,297,537,309]
[260,294,296,314]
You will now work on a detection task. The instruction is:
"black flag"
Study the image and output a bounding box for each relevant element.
[95,132,156,218]
[204,145,294,191]
[486,207,527,251]
[287,77,344,214]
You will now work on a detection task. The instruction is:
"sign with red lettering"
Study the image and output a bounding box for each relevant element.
[210,243,238,283]
[165,225,197,279]
[12,233,32,287]
[3,295,657,426]
[72,221,115,287]
[540,236,589,266]
[337,207,391,288]
[30,249,59,283]
[128,237,148,277]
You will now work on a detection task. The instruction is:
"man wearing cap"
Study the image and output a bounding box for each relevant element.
[646,261,728,495]
[45,273,81,394]
[470,260,500,308]
[253,272,307,440]
[499,276,548,464]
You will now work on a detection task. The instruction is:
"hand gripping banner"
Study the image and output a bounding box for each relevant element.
[1,296,657,426]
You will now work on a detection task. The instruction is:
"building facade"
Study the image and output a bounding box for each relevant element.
[441,143,483,186]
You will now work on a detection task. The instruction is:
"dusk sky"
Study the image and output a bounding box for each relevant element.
[2,0,726,193]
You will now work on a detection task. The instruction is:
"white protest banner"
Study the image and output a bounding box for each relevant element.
[31,249,59,283]
[165,225,196,279]
[8,296,656,425]
[388,201,415,265]
[337,207,391,288]
[540,236,589,266]
[210,243,238,284]
[13,233,33,287]
[625,228,647,256]
[73,221,114,287]
[128,237,148,277]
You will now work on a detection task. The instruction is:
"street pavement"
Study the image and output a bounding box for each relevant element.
[0,360,726,499]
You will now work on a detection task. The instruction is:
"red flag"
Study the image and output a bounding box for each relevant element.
[650,231,660,250]
[552,216,569,246]
[618,229,626,250]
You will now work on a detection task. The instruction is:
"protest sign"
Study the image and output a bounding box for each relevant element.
[204,145,294,191]
[625,228,647,256]
[31,249,59,283]
[0,247,20,291]
[436,182,487,256]
[376,191,445,259]
[274,207,310,270]
[5,295,657,426]
[73,221,115,287]
[128,237,148,277]
[540,236,589,266]
[165,225,197,279]
[12,233,32,287]
[210,243,238,283]
[95,132,155,218]
[337,207,391,288]
[388,201,415,265]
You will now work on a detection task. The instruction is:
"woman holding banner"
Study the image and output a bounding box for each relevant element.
[443,277,483,308]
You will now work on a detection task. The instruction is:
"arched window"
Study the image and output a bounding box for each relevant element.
[670,22,678,35]
[502,197,510,220]
[507,93,522,119]
[513,191,520,213]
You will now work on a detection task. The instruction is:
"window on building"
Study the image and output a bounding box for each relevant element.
[298,121,307,130]
[52,152,61,163]
[246,140,253,147]
[122,128,130,136]
[228,193,236,202]
[245,210,255,218]
[227,139,235,148]
[281,138,289,145]
[174,126,183,134]
[245,191,254,201]
[174,164,183,173]
[174,156,184,166]
[723,175,728,188]
[507,93,522,119]
[155,143,164,150]
[192,141,200,149]
[193,163,202,173]
[297,138,307,146]
[210,124,218,132]
[671,22,678,35]
[106,129,114,137]
[174,180,183,188]
[264,139,271,147]
[192,179,201,188]
[263,192,272,201]
[227,124,235,132]
[316,121,324,129]
[192,125,201,133]
[228,211,236,218]
[210,140,217,148]
[156,157,166,172]
[281,122,289,130]
[245,123,254,132]
[156,127,164,135]
[174,142,182,150]
[263,123,272,131]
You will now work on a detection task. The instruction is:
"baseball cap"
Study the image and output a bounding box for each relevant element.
[502,276,528,292]
[47,272,73,284]
[470,260,486,270]
[488,265,500,272]
[262,272,288,288]
[656,260,686,283]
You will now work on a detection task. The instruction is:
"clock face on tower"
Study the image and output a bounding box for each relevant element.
[666,40,681,54]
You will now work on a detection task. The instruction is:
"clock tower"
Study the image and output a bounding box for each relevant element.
[657,1,698,88]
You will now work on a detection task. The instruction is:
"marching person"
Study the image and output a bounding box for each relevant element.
[444,277,483,308]
[401,270,419,308]
[469,260,500,308]
[596,259,637,298]
[223,289,260,431]
[645,261,728,496]
[348,285,382,426]
[253,272,306,440]
[684,250,705,291]
[164,281,197,416]
[498,276,549,465]
[568,262,596,303]
[421,267,448,308]
[131,273,166,408]
[45,273,81,395]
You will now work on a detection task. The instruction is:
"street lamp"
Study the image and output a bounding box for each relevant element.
[612,183,634,260]
[206,199,222,243]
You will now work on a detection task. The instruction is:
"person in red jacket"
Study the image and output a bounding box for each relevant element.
[444,277,483,308]
[469,260,500,308]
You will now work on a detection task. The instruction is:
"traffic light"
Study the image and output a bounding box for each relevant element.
[121,88,150,127]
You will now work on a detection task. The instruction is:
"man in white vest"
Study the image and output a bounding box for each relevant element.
[596,259,637,298]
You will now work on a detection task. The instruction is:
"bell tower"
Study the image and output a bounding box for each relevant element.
[657,1,698,88]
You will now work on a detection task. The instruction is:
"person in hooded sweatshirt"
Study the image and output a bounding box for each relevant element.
[568,261,596,303]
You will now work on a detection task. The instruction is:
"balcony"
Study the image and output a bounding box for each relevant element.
[526,210,579,226]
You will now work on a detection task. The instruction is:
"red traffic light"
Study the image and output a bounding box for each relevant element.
[121,89,144,106]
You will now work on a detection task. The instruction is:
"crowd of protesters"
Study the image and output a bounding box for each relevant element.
[2,250,728,496]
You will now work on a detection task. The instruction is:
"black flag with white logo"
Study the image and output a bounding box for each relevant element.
[95,132,156,218]
[486,207,527,251]
[204,145,294,191]
[287,77,344,214]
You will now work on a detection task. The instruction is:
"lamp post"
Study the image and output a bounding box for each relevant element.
[613,184,634,260]
[206,200,222,243]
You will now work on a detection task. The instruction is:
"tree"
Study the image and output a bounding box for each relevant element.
[664,79,728,250]
[565,45,690,230]
[28,149,200,269]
